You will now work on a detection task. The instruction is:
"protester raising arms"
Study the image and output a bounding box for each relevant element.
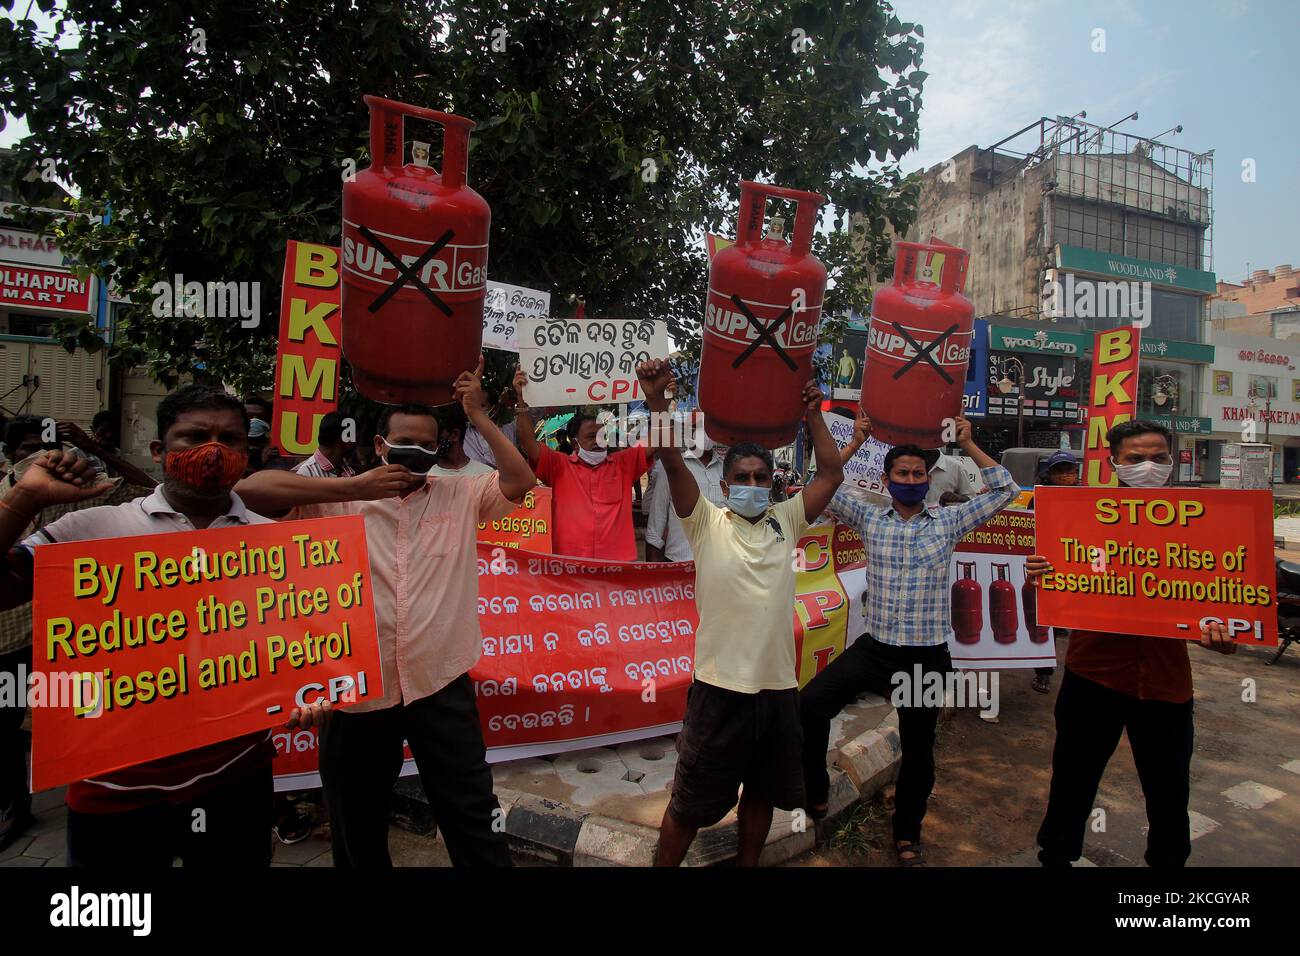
[635,358,843,867]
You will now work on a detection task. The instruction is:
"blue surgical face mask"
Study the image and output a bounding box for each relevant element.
[888,480,930,505]
[725,483,771,517]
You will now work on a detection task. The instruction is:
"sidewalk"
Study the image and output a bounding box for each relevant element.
[1,690,901,868]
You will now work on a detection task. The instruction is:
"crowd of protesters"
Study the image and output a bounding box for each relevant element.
[0,354,1244,872]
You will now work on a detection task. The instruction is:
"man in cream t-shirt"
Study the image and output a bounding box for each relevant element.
[634,359,843,867]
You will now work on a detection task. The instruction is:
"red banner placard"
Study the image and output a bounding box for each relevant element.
[1083,326,1141,487]
[272,524,872,786]
[1034,487,1278,645]
[476,486,553,552]
[472,545,696,749]
[30,516,383,790]
[271,241,342,456]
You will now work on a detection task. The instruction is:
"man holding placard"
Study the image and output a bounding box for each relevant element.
[1026,420,1240,868]
[0,385,331,866]
[237,356,534,867]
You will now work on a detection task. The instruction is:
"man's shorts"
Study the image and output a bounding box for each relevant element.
[668,679,805,829]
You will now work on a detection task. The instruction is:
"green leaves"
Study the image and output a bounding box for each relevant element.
[0,0,926,391]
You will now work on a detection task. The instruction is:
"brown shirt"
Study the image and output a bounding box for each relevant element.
[1065,630,1193,703]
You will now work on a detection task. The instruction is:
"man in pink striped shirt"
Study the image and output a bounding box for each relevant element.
[238,357,535,866]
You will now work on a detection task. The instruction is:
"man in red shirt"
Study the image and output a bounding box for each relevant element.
[512,367,649,560]
[1026,420,1238,868]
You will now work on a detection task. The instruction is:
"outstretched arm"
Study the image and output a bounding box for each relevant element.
[840,408,871,467]
[57,422,158,489]
[236,464,413,517]
[801,384,843,522]
[635,359,698,520]
[456,356,535,501]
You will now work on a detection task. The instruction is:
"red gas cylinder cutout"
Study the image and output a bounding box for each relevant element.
[1022,572,1050,644]
[860,239,974,447]
[698,180,827,448]
[341,95,490,405]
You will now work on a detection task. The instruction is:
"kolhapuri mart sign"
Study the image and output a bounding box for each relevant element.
[1056,245,1217,295]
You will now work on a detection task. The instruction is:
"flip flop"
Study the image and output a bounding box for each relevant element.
[896,841,928,867]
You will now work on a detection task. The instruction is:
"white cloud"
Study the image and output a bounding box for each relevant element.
[894,0,1051,173]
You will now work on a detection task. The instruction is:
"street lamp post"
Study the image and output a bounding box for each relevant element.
[995,331,1048,450]
[1248,386,1274,486]
[997,356,1026,448]
[1152,373,1178,413]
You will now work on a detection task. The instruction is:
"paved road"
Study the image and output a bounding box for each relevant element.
[794,637,1300,867]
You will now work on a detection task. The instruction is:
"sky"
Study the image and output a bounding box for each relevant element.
[890,0,1298,284]
[2,0,1295,284]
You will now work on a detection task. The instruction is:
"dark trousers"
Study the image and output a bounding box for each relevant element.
[800,634,952,844]
[0,645,31,822]
[66,763,273,867]
[319,673,511,867]
[1037,668,1194,867]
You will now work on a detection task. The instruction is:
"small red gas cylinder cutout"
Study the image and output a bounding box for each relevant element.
[1022,574,1050,644]
[698,180,827,448]
[860,239,974,447]
[990,562,1019,644]
[951,560,983,645]
[341,95,489,405]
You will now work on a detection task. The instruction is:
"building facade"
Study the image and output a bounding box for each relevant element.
[1205,330,1300,483]
[905,116,1217,476]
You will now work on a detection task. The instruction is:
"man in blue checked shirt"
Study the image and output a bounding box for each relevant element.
[800,410,1016,866]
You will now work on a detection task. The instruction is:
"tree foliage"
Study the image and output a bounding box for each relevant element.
[0,0,925,393]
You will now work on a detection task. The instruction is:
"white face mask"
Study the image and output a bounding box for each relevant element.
[577,446,608,466]
[1111,458,1173,488]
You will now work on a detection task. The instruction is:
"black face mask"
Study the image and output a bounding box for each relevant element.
[380,439,438,475]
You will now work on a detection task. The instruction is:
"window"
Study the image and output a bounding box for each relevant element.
[1073,278,1203,343]
[1247,374,1278,400]
[1138,363,1199,417]
[3,313,56,338]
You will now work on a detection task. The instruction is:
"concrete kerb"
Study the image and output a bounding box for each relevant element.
[390,710,915,866]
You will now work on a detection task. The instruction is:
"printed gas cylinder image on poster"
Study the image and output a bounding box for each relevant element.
[945,510,1056,670]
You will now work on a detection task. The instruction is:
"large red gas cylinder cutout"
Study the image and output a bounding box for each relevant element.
[698,181,827,448]
[860,240,974,447]
[341,95,489,405]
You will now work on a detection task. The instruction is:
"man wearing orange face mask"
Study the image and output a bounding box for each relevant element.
[0,384,335,866]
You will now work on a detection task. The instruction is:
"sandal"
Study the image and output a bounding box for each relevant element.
[896,840,927,867]
[1032,673,1052,694]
